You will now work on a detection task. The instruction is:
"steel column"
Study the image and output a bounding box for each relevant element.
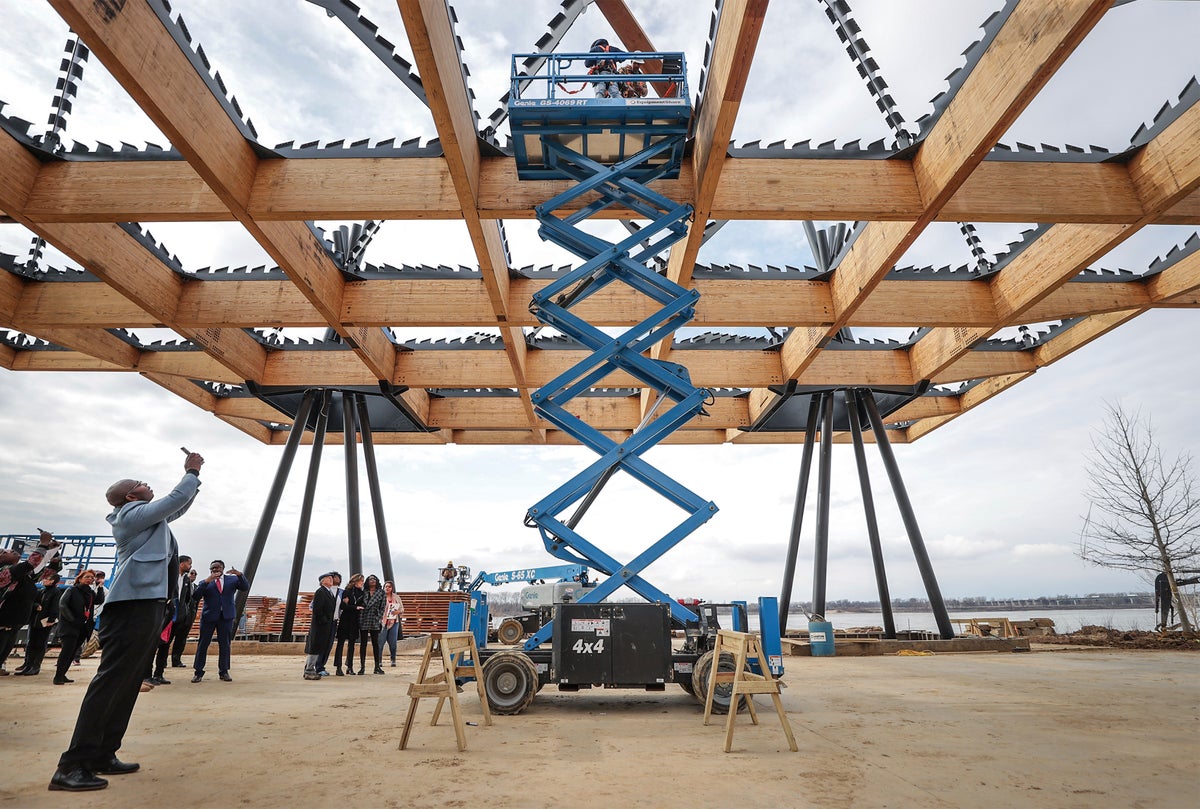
[861,390,955,639]
[343,393,363,576]
[280,390,331,642]
[846,389,896,638]
[356,394,395,584]
[811,392,834,618]
[779,395,822,636]
[237,388,315,620]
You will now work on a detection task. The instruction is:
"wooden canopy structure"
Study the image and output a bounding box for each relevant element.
[1,0,1196,447]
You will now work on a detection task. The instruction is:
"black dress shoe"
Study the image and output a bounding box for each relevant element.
[219,672,232,682]
[191,673,203,683]
[149,676,171,685]
[170,661,186,668]
[90,757,139,775]
[48,767,108,792]
[53,675,74,685]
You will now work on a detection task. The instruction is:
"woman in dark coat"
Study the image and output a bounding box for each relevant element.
[54,569,97,685]
[334,574,364,675]
[15,570,61,675]
[358,575,386,675]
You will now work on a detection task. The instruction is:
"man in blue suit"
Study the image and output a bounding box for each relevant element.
[190,560,248,683]
[50,450,204,792]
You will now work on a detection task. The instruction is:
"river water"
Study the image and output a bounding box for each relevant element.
[746,608,1158,634]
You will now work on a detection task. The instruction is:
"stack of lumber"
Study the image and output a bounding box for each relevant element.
[951,617,1056,638]
[1011,618,1056,637]
[241,595,281,635]
[396,591,469,634]
[258,592,314,636]
[248,591,466,638]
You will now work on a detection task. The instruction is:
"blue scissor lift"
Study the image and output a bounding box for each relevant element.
[471,53,783,715]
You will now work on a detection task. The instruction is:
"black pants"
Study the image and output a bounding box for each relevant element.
[193,617,234,676]
[55,628,87,680]
[170,612,195,665]
[58,599,162,768]
[149,637,170,679]
[316,620,336,672]
[0,626,20,669]
[23,623,53,672]
[334,635,357,670]
[359,629,381,670]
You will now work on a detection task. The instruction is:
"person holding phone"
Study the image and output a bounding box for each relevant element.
[49,448,204,792]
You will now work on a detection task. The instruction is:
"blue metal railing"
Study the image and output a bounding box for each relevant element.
[0,533,117,579]
[510,51,688,103]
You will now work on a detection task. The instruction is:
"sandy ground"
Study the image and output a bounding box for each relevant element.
[1,646,1196,809]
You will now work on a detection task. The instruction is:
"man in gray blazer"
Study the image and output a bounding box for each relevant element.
[49,450,204,792]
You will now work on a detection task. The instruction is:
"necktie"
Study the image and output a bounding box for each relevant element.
[216,576,223,593]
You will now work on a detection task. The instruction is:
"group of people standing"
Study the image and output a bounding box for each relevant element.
[304,572,404,680]
[25,568,105,684]
[0,534,104,684]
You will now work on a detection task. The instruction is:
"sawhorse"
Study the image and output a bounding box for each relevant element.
[702,630,798,753]
[399,631,492,751]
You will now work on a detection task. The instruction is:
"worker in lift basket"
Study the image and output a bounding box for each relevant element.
[438,561,456,592]
[586,38,625,99]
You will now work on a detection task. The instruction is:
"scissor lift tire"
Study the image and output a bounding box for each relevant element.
[691,649,747,715]
[482,650,539,715]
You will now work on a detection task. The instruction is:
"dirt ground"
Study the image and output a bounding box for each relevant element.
[2,645,1196,809]
[1035,625,1200,651]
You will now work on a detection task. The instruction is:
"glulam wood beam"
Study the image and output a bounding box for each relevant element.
[397,0,540,438]
[594,0,672,97]
[779,0,1111,382]
[49,0,395,381]
[12,272,1187,332]
[12,154,1200,226]
[911,89,1200,382]
[663,0,769,295]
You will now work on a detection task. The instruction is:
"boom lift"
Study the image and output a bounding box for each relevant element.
[470,52,783,715]
[465,563,593,644]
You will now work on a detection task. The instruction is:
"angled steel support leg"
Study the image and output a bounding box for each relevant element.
[356,394,395,584]
[861,390,954,639]
[343,393,363,576]
[281,390,331,641]
[811,392,835,618]
[237,388,315,621]
[846,389,896,639]
[779,395,822,636]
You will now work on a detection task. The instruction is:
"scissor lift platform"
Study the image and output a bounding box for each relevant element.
[509,51,690,179]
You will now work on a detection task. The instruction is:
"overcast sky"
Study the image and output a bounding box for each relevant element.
[1,1,1197,603]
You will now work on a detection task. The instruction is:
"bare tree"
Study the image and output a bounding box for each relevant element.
[1079,403,1200,633]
